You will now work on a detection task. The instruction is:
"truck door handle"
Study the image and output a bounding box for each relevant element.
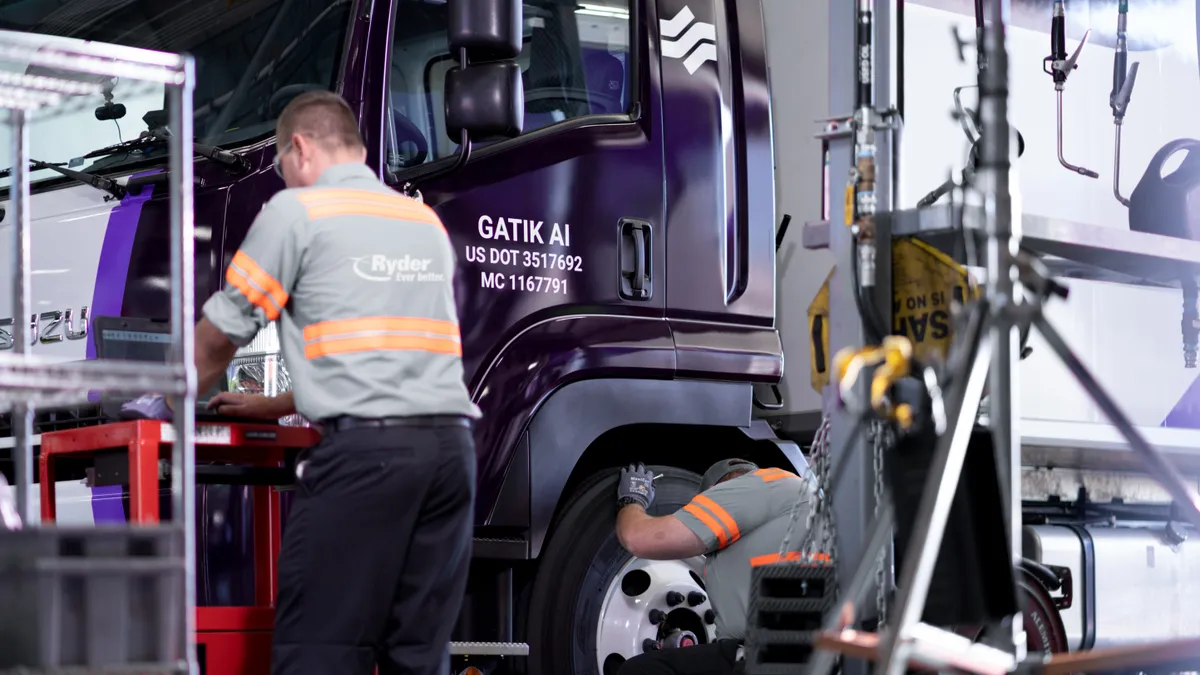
[619,219,653,301]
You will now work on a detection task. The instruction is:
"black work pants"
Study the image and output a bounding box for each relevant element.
[618,640,743,675]
[271,421,476,675]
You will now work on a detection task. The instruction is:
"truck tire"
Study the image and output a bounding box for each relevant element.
[526,465,709,675]
[1019,568,1068,654]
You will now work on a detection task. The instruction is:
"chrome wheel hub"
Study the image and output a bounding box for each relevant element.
[595,556,717,675]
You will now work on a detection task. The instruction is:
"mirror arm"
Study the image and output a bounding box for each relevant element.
[404,47,473,199]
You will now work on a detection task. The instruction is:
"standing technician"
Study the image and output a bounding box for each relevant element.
[614,460,850,675]
[123,91,479,675]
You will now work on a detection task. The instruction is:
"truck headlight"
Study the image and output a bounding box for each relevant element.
[227,323,310,427]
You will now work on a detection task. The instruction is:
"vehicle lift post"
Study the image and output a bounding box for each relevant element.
[818,4,899,675]
[0,33,198,675]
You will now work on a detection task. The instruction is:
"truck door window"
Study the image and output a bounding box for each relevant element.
[0,0,352,190]
[388,0,632,170]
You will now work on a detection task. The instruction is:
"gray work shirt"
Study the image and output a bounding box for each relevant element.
[203,162,481,421]
[674,468,827,641]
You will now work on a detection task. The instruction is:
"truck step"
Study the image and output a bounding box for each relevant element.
[449,642,530,657]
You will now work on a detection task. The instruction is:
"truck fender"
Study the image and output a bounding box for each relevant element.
[738,418,816,482]
[485,379,812,559]
[486,377,753,558]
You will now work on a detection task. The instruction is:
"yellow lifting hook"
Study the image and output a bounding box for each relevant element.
[832,336,916,429]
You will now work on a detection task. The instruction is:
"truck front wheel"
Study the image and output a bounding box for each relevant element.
[526,466,715,675]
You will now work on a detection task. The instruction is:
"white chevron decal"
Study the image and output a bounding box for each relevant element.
[659,5,717,75]
[660,6,696,39]
[681,42,718,75]
[660,21,716,59]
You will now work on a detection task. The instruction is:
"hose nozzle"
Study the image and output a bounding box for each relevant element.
[1045,1,1097,178]
[1111,0,1137,205]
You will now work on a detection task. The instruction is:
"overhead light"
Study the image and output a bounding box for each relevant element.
[576,4,629,19]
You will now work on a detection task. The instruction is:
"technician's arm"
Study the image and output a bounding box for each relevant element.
[616,505,707,560]
[194,318,240,396]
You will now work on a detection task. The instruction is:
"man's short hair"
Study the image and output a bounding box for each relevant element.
[276,90,364,152]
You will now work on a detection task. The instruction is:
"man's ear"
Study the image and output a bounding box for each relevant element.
[292,134,312,161]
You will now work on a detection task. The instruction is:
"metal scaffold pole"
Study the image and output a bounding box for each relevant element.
[9,106,32,524]
[975,0,1027,654]
[0,31,196,675]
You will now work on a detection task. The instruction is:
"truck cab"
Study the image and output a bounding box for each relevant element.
[0,0,800,673]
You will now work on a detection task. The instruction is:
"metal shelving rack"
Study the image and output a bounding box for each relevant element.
[0,31,197,674]
[804,0,1200,674]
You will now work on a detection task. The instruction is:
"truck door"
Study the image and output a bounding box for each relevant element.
[370,1,666,367]
[364,0,669,514]
[655,0,779,374]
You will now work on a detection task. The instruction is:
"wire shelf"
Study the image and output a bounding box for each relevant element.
[0,28,198,675]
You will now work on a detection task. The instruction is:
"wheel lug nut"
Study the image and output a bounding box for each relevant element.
[649,608,666,625]
[665,591,685,606]
[687,591,706,606]
[643,638,660,652]
[704,609,715,624]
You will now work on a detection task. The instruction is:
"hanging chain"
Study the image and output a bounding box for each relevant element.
[782,414,836,565]
[817,419,838,563]
[870,419,892,628]
[779,414,893,630]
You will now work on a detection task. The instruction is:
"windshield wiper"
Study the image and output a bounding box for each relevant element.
[0,159,126,200]
[85,127,250,173]
[0,161,66,180]
[31,159,126,200]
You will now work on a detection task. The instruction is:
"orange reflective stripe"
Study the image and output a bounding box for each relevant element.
[228,250,288,319]
[755,468,797,483]
[302,316,462,360]
[303,316,459,342]
[295,189,442,228]
[683,504,728,548]
[304,334,462,359]
[749,551,832,567]
[225,267,278,319]
[226,269,284,321]
[692,495,741,544]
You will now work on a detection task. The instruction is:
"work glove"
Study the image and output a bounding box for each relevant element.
[617,463,655,510]
[119,394,174,421]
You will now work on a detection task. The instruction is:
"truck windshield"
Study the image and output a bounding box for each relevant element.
[0,0,352,189]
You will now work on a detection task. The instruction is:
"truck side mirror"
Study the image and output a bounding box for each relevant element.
[448,0,522,61]
[445,62,524,143]
[400,0,524,198]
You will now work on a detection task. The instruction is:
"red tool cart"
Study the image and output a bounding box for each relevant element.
[39,420,320,675]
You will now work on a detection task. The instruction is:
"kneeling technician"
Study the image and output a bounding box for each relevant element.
[614,460,839,675]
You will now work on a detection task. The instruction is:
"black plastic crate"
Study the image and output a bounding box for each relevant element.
[744,562,837,675]
[0,525,185,670]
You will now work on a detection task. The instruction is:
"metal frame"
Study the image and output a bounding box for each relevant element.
[0,30,197,674]
[809,0,1200,673]
[822,6,897,671]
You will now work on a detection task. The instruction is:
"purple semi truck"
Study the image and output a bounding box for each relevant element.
[0,0,806,673]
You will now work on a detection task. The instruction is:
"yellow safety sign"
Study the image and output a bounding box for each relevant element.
[807,238,978,393]
[808,268,835,393]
